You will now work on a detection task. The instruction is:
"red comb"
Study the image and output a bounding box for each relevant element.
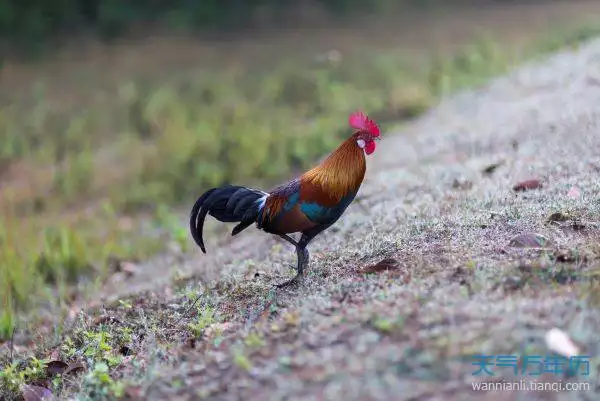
[348,111,380,137]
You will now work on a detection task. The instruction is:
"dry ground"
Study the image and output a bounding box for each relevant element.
[50,35,600,401]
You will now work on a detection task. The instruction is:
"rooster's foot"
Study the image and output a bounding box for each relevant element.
[274,274,303,288]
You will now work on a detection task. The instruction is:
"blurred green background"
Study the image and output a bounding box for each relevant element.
[2,0,600,337]
[0,0,538,43]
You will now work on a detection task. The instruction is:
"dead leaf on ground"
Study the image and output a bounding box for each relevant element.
[46,360,68,377]
[452,178,473,190]
[508,233,553,249]
[513,179,542,192]
[21,384,56,401]
[554,249,581,263]
[482,161,504,175]
[63,362,86,376]
[546,211,572,223]
[546,212,586,230]
[93,315,122,326]
[558,220,586,231]
[358,258,400,274]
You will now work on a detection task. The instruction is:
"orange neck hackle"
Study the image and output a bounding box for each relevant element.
[302,135,366,201]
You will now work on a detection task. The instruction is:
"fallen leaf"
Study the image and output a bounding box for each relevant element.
[46,361,68,377]
[21,384,56,401]
[482,161,504,175]
[452,178,473,190]
[546,212,586,230]
[63,362,86,376]
[553,249,579,263]
[513,179,542,192]
[545,328,579,357]
[546,211,571,224]
[359,258,400,274]
[93,316,122,326]
[508,233,553,249]
[567,186,581,199]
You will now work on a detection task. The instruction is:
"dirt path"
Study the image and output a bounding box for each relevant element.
[81,37,600,401]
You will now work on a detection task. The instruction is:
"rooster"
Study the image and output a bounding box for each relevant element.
[190,111,381,287]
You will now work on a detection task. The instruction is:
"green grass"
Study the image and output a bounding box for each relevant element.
[1,16,600,344]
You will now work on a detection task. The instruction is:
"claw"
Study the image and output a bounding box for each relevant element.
[274,241,309,289]
[274,274,303,288]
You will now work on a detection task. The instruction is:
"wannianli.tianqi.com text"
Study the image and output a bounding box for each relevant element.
[472,380,591,392]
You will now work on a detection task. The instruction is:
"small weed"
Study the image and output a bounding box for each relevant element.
[0,357,50,399]
[0,303,14,340]
[244,332,266,348]
[232,349,253,371]
[0,362,26,396]
[118,299,133,309]
[371,316,404,333]
[80,361,126,399]
[188,305,217,338]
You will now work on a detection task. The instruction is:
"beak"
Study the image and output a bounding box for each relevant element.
[374,136,381,141]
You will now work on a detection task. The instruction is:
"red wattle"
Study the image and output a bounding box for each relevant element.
[365,140,376,155]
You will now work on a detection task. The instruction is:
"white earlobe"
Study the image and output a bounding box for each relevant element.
[356,139,366,148]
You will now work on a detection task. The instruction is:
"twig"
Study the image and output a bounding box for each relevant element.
[175,294,202,325]
[555,220,600,227]
[9,296,17,364]
[9,326,15,363]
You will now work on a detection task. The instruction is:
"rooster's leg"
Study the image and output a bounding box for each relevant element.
[275,246,306,288]
[277,234,298,247]
[275,234,311,288]
[277,234,300,271]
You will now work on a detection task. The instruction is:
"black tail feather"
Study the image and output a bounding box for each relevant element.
[189,185,265,253]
